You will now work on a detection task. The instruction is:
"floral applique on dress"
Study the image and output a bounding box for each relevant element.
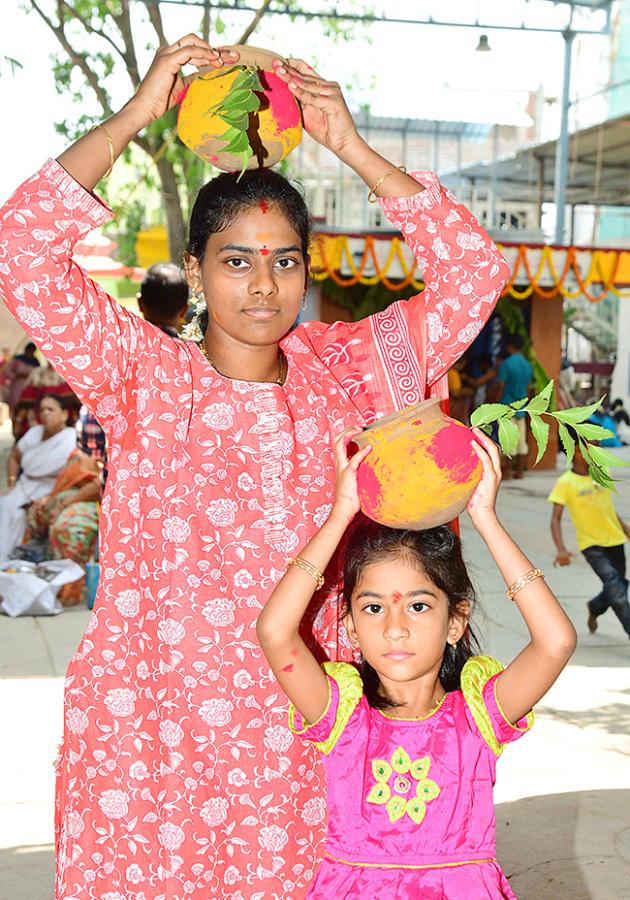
[366,746,441,823]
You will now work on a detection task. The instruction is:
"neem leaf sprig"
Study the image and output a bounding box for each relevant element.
[204,65,263,177]
[470,380,630,489]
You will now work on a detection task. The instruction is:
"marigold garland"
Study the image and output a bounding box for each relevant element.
[309,233,630,301]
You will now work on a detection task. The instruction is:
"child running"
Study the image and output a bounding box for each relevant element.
[549,433,630,639]
[257,429,577,898]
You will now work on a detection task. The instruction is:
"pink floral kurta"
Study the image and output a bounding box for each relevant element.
[0,160,508,900]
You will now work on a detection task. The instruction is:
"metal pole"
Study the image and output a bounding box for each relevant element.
[490,123,499,230]
[554,28,575,244]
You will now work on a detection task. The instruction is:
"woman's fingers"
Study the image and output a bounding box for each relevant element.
[286,58,321,77]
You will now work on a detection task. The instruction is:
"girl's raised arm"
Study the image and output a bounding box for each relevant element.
[468,430,577,724]
[257,433,370,725]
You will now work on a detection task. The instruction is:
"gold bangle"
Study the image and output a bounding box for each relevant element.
[506,568,544,601]
[95,123,115,178]
[287,556,325,590]
[367,165,407,204]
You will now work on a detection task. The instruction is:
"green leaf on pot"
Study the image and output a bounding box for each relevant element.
[498,418,520,457]
[554,396,605,425]
[571,422,614,442]
[529,414,550,465]
[557,423,575,467]
[470,403,516,427]
[525,379,554,414]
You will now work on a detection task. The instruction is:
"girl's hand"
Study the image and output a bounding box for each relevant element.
[467,428,501,528]
[330,429,371,525]
[130,36,240,125]
[272,58,360,155]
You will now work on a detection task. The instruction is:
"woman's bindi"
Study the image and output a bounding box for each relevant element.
[259,199,269,214]
[259,247,270,256]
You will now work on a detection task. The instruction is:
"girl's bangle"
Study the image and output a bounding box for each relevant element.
[287,556,325,590]
[506,568,544,601]
[367,165,407,203]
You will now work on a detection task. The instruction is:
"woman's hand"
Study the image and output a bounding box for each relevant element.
[272,58,360,155]
[130,36,240,125]
[330,429,371,525]
[467,428,502,529]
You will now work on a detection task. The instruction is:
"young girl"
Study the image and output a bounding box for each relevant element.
[257,429,577,898]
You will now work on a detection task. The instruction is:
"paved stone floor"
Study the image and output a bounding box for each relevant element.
[1,432,629,899]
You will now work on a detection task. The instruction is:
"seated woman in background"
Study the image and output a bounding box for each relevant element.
[11,363,80,441]
[0,394,77,560]
[25,449,100,605]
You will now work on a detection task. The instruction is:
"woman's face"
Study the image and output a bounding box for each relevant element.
[186,204,308,347]
[39,397,67,432]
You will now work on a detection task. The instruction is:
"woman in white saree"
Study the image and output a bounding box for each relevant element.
[0,395,77,560]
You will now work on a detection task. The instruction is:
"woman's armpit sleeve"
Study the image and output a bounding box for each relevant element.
[377,172,509,387]
[0,159,157,422]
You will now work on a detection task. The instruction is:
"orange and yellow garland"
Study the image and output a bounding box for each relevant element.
[309,232,630,302]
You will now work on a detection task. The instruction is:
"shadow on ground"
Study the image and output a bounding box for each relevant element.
[497,789,630,899]
[0,844,53,900]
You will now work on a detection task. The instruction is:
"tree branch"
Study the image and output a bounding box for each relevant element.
[114,0,141,88]
[237,0,273,45]
[28,0,113,117]
[141,0,168,47]
[58,1,126,63]
[201,0,211,44]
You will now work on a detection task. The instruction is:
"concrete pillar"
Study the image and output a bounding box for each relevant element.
[528,291,564,469]
[611,297,630,408]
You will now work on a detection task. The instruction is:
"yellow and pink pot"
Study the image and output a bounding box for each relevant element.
[352,399,482,530]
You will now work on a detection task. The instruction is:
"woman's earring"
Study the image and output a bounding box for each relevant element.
[301,292,308,311]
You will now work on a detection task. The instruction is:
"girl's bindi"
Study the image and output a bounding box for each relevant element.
[392,591,403,603]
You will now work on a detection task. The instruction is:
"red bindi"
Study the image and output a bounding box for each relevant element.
[392,591,403,603]
[259,199,269,214]
[260,247,270,256]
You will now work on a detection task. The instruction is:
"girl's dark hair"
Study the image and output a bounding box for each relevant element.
[186,169,311,335]
[340,517,479,708]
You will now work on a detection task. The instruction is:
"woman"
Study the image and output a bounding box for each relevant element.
[1,341,40,433]
[0,395,77,560]
[25,449,100,605]
[11,363,80,441]
[0,37,508,899]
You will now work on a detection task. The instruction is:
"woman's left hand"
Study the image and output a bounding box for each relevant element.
[467,428,502,527]
[272,58,360,155]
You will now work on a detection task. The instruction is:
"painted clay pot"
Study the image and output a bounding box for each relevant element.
[177,45,302,170]
[352,399,482,530]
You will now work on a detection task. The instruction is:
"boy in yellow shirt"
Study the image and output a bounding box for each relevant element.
[549,438,630,638]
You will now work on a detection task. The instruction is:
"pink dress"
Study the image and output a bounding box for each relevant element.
[290,657,533,899]
[0,160,508,899]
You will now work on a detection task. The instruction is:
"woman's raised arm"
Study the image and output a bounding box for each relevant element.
[58,38,237,191]
[277,58,509,397]
[0,38,237,421]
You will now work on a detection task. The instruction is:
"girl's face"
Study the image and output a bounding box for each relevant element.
[39,397,67,432]
[345,556,468,690]
[186,204,308,347]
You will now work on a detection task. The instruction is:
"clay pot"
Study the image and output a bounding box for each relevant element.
[352,399,482,530]
[177,45,302,170]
